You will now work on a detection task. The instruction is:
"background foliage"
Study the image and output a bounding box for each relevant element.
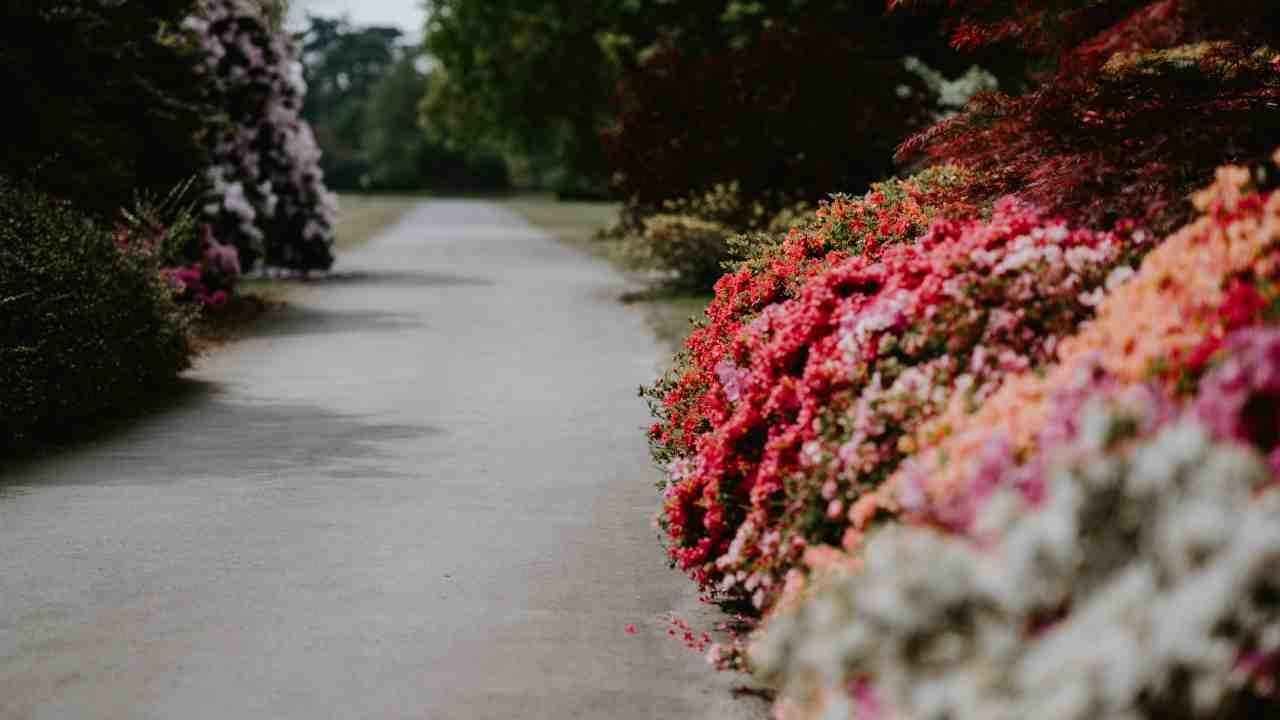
[300,15,510,193]
[0,0,216,217]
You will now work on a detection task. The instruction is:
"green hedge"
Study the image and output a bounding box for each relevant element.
[0,179,194,446]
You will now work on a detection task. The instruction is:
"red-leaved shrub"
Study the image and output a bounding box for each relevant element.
[603,23,938,215]
[893,0,1280,231]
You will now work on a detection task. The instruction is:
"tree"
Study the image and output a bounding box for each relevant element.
[422,0,1001,200]
[191,0,337,271]
[362,49,510,192]
[422,0,624,195]
[0,0,216,217]
[299,16,404,189]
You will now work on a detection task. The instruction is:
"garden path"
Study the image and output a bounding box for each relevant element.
[0,202,765,720]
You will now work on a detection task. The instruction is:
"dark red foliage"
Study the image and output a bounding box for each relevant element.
[894,0,1280,231]
[891,0,1280,59]
[601,23,938,212]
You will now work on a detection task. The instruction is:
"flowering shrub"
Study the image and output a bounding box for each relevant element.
[187,0,337,271]
[651,186,1144,608]
[883,163,1280,527]
[646,167,971,464]
[754,405,1280,720]
[622,214,736,290]
[742,157,1280,717]
[118,184,242,309]
[0,178,194,446]
[164,229,242,307]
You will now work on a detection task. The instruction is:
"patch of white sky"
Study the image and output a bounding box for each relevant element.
[287,0,427,37]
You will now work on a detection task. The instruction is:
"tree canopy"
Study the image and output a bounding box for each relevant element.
[0,0,216,216]
[421,0,1015,198]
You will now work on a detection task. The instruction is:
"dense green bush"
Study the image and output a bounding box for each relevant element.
[0,179,194,446]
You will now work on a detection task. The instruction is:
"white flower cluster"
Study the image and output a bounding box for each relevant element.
[753,404,1280,720]
[188,0,336,271]
[902,56,1000,112]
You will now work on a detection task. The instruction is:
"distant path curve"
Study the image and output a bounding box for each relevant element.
[0,201,763,720]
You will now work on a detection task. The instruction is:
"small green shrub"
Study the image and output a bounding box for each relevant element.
[622,214,734,290]
[0,179,194,446]
[617,182,813,289]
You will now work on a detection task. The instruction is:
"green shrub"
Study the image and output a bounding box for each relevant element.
[617,182,813,289]
[621,214,735,290]
[0,179,195,446]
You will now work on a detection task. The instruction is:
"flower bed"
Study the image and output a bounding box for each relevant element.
[188,0,337,272]
[746,158,1280,718]
[652,185,1146,608]
[883,164,1280,531]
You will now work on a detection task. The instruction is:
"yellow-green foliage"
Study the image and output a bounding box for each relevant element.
[619,181,815,289]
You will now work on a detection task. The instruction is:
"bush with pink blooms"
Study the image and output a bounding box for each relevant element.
[117,184,243,309]
[754,335,1280,719]
[736,159,1280,718]
[651,190,1147,609]
[187,0,337,272]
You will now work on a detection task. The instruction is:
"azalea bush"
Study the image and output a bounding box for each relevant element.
[747,158,1280,718]
[882,162,1280,529]
[0,178,194,446]
[633,4,1280,714]
[754,371,1280,720]
[163,233,242,308]
[652,192,1146,608]
[188,0,337,272]
[119,185,242,308]
[645,167,972,463]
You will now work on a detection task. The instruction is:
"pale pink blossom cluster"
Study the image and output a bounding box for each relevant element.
[188,0,336,271]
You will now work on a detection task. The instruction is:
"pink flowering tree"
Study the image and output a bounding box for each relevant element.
[187,0,337,272]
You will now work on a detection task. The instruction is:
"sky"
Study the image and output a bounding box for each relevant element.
[286,0,426,34]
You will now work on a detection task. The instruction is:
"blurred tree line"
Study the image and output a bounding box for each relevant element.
[420,0,1022,202]
[299,15,509,193]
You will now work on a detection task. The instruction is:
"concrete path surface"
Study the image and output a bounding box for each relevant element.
[0,202,766,720]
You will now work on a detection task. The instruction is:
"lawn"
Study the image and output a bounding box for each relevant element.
[500,195,711,353]
[332,194,425,250]
[500,194,621,254]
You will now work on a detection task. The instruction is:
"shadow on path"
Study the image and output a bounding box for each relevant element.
[242,304,423,340]
[315,269,493,289]
[0,379,438,493]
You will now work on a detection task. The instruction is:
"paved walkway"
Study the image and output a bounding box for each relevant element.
[0,202,764,720]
